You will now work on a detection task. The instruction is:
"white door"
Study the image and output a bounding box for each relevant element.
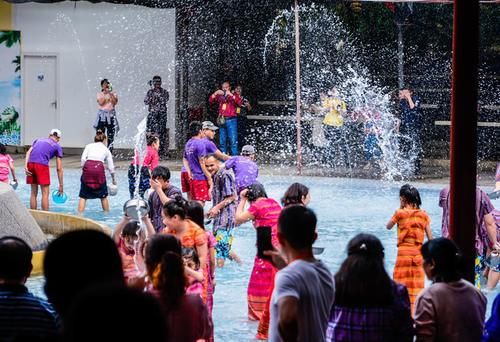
[23,55,57,144]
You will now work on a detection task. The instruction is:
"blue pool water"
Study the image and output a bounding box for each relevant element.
[21,168,499,340]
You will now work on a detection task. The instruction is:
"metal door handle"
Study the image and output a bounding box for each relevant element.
[51,101,57,109]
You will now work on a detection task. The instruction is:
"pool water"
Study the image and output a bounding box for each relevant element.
[21,168,499,340]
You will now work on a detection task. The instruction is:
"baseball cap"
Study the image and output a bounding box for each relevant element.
[50,129,62,138]
[241,145,255,155]
[202,121,218,131]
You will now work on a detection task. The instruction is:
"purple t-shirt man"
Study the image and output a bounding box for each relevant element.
[28,138,63,165]
[225,156,259,193]
[183,137,207,180]
[203,138,218,155]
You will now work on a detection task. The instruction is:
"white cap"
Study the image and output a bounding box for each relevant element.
[50,129,62,138]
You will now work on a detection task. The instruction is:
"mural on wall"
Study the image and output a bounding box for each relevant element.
[0,31,21,145]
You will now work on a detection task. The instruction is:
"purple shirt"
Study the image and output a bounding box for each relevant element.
[183,138,207,180]
[327,282,413,342]
[28,138,63,166]
[148,185,182,232]
[211,168,236,230]
[203,138,218,155]
[225,156,258,192]
[439,187,495,256]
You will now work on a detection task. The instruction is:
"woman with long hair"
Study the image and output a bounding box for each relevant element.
[145,234,212,342]
[327,233,413,341]
[235,183,281,331]
[78,130,116,213]
[415,238,486,342]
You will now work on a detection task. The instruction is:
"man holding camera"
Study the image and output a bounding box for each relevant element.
[144,76,169,157]
[209,81,242,156]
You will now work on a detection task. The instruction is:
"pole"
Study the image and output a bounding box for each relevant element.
[449,0,479,284]
[294,0,302,174]
[397,23,404,89]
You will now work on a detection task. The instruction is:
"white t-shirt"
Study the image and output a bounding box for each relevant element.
[269,259,335,342]
[81,142,115,172]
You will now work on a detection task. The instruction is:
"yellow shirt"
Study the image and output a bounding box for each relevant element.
[322,97,346,127]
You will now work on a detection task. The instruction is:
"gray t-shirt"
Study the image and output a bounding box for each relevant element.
[269,259,335,342]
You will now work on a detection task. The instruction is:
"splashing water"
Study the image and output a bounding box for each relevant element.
[132,117,148,200]
[262,4,414,180]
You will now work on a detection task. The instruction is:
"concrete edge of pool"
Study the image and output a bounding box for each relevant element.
[29,209,112,276]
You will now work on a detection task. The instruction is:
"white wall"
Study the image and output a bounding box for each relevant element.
[13,2,176,149]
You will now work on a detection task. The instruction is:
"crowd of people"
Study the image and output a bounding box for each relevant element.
[0,76,499,341]
[1,113,500,341]
[308,86,422,174]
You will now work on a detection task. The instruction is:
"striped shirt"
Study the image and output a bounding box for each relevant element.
[0,284,59,340]
[211,168,236,230]
[391,209,430,247]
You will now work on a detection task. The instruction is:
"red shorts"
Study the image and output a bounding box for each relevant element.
[26,162,50,185]
[181,171,190,193]
[190,179,210,202]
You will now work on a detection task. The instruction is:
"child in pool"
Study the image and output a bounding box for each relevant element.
[386,184,432,312]
[183,247,204,297]
[0,143,16,185]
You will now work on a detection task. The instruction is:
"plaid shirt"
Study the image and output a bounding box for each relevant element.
[326,282,414,342]
[211,168,236,230]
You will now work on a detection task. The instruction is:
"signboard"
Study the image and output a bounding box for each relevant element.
[0,31,21,145]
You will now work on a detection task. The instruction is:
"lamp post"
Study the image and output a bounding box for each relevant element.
[294,0,303,174]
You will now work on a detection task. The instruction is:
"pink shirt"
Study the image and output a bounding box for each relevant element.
[248,198,282,247]
[0,154,13,183]
[97,91,117,111]
[133,146,159,171]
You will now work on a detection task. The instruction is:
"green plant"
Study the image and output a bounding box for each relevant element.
[0,31,21,48]
[11,55,20,73]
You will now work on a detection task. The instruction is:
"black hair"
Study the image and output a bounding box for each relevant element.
[151,166,171,181]
[146,134,159,146]
[122,221,140,237]
[0,143,6,155]
[65,285,167,342]
[334,233,394,307]
[246,183,268,202]
[278,205,317,250]
[158,251,186,310]
[189,121,203,138]
[163,195,188,220]
[400,183,422,208]
[0,236,32,280]
[100,78,109,87]
[145,234,182,278]
[421,237,462,283]
[94,129,106,143]
[43,230,124,319]
[186,201,205,230]
[152,75,161,81]
[282,183,310,207]
[182,247,201,270]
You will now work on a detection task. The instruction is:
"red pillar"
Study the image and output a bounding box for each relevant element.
[449,0,479,283]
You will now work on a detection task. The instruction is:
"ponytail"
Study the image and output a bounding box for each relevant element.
[163,195,188,220]
[157,251,186,309]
